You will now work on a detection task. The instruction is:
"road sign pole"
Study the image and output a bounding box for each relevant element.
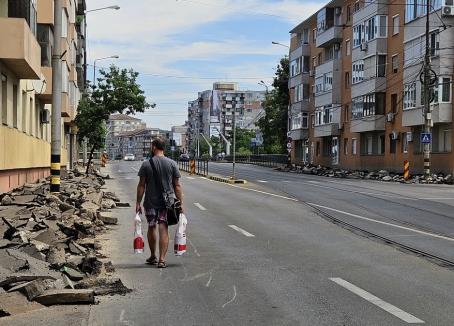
[423,0,432,179]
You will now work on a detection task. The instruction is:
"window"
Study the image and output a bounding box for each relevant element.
[442,129,452,152]
[352,60,364,84]
[392,54,399,73]
[318,53,322,66]
[316,142,320,156]
[303,56,310,73]
[430,31,440,56]
[315,76,323,94]
[391,93,398,113]
[390,134,397,153]
[344,138,348,155]
[404,31,439,66]
[364,16,387,42]
[324,72,333,91]
[8,0,38,35]
[13,84,18,129]
[353,24,364,48]
[312,56,317,69]
[347,5,351,22]
[62,63,69,93]
[315,105,333,125]
[354,1,360,12]
[312,28,317,42]
[345,72,350,89]
[377,55,386,77]
[62,8,68,38]
[402,133,409,153]
[291,59,301,77]
[302,29,309,44]
[441,77,451,102]
[22,91,27,132]
[303,84,310,100]
[392,15,399,35]
[352,93,385,119]
[317,8,334,36]
[405,0,442,23]
[1,74,6,126]
[403,82,417,109]
[302,112,309,128]
[344,105,349,122]
[352,138,357,155]
[379,135,385,154]
[315,73,333,94]
[292,114,302,130]
[345,39,351,56]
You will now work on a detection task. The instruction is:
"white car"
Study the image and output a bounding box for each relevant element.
[124,154,135,161]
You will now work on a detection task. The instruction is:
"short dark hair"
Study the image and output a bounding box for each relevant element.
[152,138,166,151]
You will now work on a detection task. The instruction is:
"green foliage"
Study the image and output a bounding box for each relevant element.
[257,57,289,154]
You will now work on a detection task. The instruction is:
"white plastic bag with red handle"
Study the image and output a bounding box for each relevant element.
[133,213,144,254]
[174,213,187,256]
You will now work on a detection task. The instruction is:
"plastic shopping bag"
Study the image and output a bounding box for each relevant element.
[133,213,144,254]
[174,213,187,256]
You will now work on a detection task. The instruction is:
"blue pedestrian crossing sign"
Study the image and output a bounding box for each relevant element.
[421,132,432,144]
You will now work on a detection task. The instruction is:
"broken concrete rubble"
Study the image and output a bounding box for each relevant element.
[0,168,130,317]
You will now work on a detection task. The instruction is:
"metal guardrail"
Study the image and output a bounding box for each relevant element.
[223,154,287,168]
[177,159,209,177]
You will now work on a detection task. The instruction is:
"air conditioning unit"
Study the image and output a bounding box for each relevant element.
[406,132,413,142]
[391,131,399,140]
[386,112,394,122]
[40,109,50,124]
[442,0,454,16]
[360,42,368,51]
[335,7,342,15]
[334,43,340,51]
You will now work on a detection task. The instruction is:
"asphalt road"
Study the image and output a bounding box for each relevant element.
[6,160,454,326]
[209,162,454,265]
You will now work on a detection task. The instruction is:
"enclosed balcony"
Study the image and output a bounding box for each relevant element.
[351,115,385,133]
[316,7,343,48]
[402,104,452,127]
[0,18,41,79]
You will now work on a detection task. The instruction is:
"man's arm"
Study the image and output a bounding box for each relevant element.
[136,176,146,213]
[173,177,184,212]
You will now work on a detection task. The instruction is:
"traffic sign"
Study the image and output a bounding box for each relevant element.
[286,142,292,149]
[421,132,432,144]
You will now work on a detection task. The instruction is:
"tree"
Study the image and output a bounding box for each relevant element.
[257,57,289,154]
[76,65,152,173]
[229,128,255,156]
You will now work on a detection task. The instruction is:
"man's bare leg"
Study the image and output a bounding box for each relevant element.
[158,223,169,263]
[147,225,157,261]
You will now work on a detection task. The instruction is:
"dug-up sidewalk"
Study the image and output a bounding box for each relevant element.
[0,167,131,324]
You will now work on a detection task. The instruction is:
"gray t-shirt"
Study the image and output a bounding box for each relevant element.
[138,156,181,209]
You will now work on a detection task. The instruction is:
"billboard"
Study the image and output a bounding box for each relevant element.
[210,90,222,123]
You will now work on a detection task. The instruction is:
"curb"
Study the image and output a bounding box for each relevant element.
[209,175,247,184]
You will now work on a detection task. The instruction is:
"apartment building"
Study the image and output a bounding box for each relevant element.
[112,128,170,160]
[186,82,265,155]
[0,0,86,193]
[289,0,454,174]
[171,125,188,153]
[106,114,147,159]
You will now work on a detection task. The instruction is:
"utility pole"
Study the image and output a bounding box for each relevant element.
[423,0,432,179]
[51,0,62,193]
[232,100,237,180]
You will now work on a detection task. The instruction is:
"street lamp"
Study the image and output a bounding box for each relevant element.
[258,80,269,93]
[93,55,119,85]
[271,41,290,49]
[85,5,120,13]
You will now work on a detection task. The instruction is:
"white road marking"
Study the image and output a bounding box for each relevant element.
[194,203,207,211]
[228,225,255,237]
[182,272,210,282]
[227,183,299,202]
[222,285,237,308]
[130,167,139,172]
[309,203,454,242]
[206,271,213,287]
[257,180,268,183]
[329,278,425,324]
[188,238,201,257]
[187,176,195,180]
[304,182,418,201]
[419,197,454,200]
[308,180,321,184]
[119,309,125,321]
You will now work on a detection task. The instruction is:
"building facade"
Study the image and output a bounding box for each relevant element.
[106,114,147,159]
[0,0,86,193]
[289,0,454,174]
[186,82,265,155]
[171,125,188,153]
[113,128,170,161]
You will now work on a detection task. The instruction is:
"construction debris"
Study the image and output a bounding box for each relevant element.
[0,168,130,317]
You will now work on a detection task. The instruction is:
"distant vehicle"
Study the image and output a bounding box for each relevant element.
[179,153,190,161]
[124,153,135,161]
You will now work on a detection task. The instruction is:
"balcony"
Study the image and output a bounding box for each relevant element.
[351,115,385,133]
[314,123,340,138]
[35,66,52,104]
[0,18,41,79]
[402,103,452,127]
[288,128,309,141]
[37,0,54,25]
[316,26,343,48]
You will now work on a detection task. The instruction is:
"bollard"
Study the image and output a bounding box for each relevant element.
[404,160,410,180]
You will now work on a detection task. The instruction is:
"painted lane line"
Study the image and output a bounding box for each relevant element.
[228,225,255,237]
[222,285,237,308]
[303,182,418,201]
[257,180,268,183]
[309,203,454,242]
[206,270,213,287]
[420,197,454,200]
[194,203,207,211]
[187,176,196,180]
[130,166,139,172]
[188,238,201,257]
[227,183,299,202]
[329,278,424,324]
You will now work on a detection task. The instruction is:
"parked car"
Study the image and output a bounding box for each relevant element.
[179,153,190,161]
[124,153,135,161]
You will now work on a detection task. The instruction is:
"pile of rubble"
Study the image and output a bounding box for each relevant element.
[279,165,453,184]
[0,168,130,318]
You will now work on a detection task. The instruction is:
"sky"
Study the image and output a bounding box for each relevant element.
[87,0,322,130]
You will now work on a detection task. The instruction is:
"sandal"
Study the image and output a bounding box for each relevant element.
[146,256,158,265]
[157,261,167,268]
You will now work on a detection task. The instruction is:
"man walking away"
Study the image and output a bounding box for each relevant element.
[136,138,184,268]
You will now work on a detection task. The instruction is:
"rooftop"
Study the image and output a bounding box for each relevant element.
[109,114,142,122]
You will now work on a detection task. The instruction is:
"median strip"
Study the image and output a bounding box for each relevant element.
[209,175,247,184]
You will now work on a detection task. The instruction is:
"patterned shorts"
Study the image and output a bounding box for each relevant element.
[144,207,168,227]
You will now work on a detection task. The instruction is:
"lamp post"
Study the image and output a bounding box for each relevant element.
[271,41,290,49]
[93,55,119,86]
[85,5,120,13]
[258,80,269,93]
